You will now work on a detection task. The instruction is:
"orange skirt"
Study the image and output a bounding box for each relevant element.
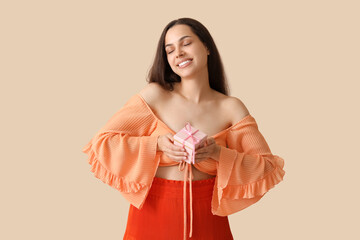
[123,176,233,240]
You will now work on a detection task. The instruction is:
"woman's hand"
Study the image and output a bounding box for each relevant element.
[157,133,188,163]
[194,137,221,163]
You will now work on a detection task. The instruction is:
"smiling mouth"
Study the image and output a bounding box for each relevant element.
[177,59,192,68]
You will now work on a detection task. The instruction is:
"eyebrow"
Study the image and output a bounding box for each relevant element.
[165,35,191,48]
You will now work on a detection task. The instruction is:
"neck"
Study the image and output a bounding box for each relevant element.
[174,68,212,104]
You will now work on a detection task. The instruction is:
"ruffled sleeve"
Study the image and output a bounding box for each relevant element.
[81,94,160,209]
[212,114,285,216]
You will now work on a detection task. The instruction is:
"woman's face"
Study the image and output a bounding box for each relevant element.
[164,24,209,79]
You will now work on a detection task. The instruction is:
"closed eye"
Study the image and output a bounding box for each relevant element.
[166,43,191,54]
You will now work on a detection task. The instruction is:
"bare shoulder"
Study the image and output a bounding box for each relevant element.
[138,82,167,104]
[221,94,250,124]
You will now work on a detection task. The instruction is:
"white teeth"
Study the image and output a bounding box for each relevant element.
[179,60,191,67]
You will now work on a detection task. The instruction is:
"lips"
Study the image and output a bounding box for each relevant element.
[177,58,193,66]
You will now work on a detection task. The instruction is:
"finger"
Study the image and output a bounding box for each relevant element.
[171,149,188,157]
[166,133,174,142]
[205,141,215,148]
[195,143,204,150]
[207,137,215,145]
[195,146,207,153]
[163,136,183,150]
[163,145,187,157]
[169,144,186,152]
[195,152,208,158]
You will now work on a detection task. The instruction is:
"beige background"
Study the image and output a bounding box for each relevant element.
[1,0,359,239]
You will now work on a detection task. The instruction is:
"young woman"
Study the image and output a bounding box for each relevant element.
[82,17,285,240]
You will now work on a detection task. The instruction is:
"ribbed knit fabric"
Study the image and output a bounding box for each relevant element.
[82,93,286,239]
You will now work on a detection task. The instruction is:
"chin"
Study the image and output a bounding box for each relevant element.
[174,70,197,79]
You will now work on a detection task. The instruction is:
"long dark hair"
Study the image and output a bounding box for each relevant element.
[147,17,230,95]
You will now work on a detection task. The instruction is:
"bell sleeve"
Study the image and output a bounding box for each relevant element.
[212,114,285,216]
[81,94,160,209]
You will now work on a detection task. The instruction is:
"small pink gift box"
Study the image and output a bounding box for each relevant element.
[173,122,208,164]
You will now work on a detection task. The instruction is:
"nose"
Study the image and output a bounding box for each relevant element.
[175,48,184,58]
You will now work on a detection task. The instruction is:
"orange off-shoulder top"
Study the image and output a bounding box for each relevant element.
[82,93,285,239]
